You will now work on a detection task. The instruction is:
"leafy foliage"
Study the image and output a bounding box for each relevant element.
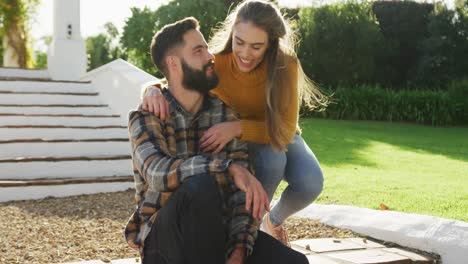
[34,50,47,69]
[372,1,434,88]
[412,3,468,88]
[0,0,39,67]
[86,22,126,70]
[306,81,468,126]
[297,2,384,88]
[120,7,158,75]
[121,0,229,76]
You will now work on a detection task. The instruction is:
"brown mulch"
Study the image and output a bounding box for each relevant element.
[0,190,360,264]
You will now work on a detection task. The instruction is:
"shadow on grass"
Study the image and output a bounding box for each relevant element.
[300,118,468,167]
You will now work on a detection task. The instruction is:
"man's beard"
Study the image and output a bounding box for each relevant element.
[181,59,219,94]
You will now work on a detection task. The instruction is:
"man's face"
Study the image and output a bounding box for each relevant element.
[178,29,218,94]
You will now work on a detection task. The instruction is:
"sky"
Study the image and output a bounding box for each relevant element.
[31,0,455,49]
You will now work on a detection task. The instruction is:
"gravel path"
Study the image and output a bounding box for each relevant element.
[0,190,359,264]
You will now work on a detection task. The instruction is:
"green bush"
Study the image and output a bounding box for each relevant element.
[372,1,434,88]
[297,2,384,88]
[413,4,468,88]
[305,84,468,126]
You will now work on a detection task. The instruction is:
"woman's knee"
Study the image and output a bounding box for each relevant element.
[288,165,324,198]
[250,144,287,176]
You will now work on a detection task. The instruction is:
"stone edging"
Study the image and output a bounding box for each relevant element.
[293,204,468,264]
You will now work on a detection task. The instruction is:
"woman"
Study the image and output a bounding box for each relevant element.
[143,0,328,247]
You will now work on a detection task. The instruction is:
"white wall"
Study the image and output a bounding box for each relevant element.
[80,59,158,124]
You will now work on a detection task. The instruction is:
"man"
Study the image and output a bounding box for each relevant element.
[125,17,308,264]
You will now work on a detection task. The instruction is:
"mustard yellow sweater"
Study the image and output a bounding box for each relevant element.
[212,53,299,144]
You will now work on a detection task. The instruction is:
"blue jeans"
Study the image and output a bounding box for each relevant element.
[249,134,324,226]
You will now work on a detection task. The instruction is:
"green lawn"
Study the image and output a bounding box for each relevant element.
[275,118,468,222]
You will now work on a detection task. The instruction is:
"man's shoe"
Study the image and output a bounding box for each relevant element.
[260,213,291,247]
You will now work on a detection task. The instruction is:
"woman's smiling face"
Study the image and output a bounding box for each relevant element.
[232,21,269,73]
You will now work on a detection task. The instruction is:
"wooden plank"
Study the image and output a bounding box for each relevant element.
[0,141,131,158]
[0,94,103,105]
[0,155,131,163]
[0,128,128,141]
[1,116,125,126]
[0,176,133,187]
[0,159,133,180]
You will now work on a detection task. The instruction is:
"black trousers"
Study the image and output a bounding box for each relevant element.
[143,174,308,264]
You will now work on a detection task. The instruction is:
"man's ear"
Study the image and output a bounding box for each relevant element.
[166,55,179,71]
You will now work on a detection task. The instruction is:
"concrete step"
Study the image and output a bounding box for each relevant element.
[0,93,104,105]
[0,127,129,141]
[0,68,49,79]
[0,106,115,115]
[0,141,131,158]
[0,157,133,180]
[0,179,134,202]
[0,115,125,126]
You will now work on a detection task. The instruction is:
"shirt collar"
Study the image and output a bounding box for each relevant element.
[162,87,212,116]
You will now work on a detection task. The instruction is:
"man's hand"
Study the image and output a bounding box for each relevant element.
[228,164,270,219]
[226,247,246,264]
[142,85,170,120]
[200,121,242,154]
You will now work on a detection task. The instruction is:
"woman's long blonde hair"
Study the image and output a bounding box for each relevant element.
[210,0,328,151]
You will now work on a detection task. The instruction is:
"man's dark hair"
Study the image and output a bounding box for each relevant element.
[150,17,199,77]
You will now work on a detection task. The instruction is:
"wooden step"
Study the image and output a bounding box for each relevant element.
[1,116,125,126]
[0,176,133,187]
[0,128,128,141]
[0,93,104,105]
[0,159,133,180]
[0,141,131,159]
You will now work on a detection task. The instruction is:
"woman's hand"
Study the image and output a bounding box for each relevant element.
[142,85,170,120]
[200,121,242,154]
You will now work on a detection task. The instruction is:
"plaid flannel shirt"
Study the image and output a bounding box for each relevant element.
[125,88,258,257]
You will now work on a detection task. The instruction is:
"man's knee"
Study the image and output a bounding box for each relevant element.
[181,174,221,209]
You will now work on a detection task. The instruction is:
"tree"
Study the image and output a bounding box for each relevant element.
[121,7,158,75]
[121,0,230,76]
[86,22,126,70]
[0,0,39,68]
[298,2,384,88]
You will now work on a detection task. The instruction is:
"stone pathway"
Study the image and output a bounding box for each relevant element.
[64,237,434,264]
